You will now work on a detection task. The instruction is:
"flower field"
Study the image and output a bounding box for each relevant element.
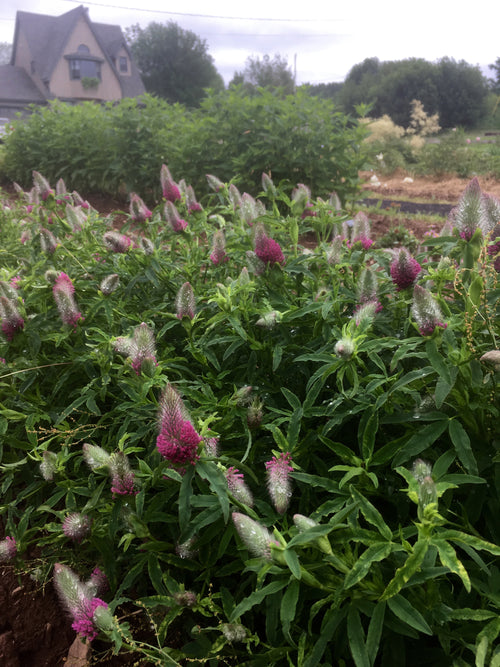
[0,168,499,666]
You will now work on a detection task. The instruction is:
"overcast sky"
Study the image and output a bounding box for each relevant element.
[1,0,499,85]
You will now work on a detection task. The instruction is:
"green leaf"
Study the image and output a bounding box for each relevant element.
[358,407,379,461]
[178,466,194,532]
[366,601,386,666]
[280,578,300,644]
[148,553,166,595]
[425,340,451,386]
[344,543,392,589]
[273,344,283,371]
[448,419,478,476]
[196,461,230,522]
[381,538,429,600]
[432,538,470,592]
[392,420,448,467]
[230,580,288,622]
[347,607,370,667]
[284,548,301,579]
[387,594,432,635]
[437,530,500,556]
[303,607,344,667]
[350,486,392,540]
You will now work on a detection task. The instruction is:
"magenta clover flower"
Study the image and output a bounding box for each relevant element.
[160,164,181,202]
[53,272,84,330]
[156,384,202,467]
[254,228,285,266]
[265,452,293,514]
[390,248,422,291]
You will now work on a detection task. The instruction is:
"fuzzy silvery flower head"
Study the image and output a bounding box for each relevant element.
[221,623,247,643]
[156,383,202,467]
[173,591,197,607]
[109,451,137,497]
[32,170,53,200]
[265,451,293,514]
[203,436,219,457]
[261,172,276,195]
[357,267,379,305]
[329,191,342,211]
[206,173,225,192]
[452,177,487,240]
[129,193,152,223]
[225,467,254,507]
[411,284,447,336]
[129,322,157,375]
[239,192,258,225]
[246,397,263,430]
[65,203,87,231]
[186,185,202,212]
[0,280,18,301]
[480,350,500,373]
[245,251,266,276]
[86,567,109,597]
[232,512,275,560]
[210,229,228,265]
[103,231,132,253]
[480,193,500,235]
[350,211,373,249]
[0,296,24,341]
[164,200,188,232]
[53,272,83,329]
[40,450,58,481]
[334,337,355,359]
[62,512,92,543]
[39,227,59,254]
[412,458,433,483]
[291,183,311,209]
[175,282,195,320]
[0,536,17,562]
[256,310,281,329]
[160,164,181,202]
[176,536,198,559]
[326,235,345,266]
[83,443,112,470]
[139,236,155,255]
[100,274,120,296]
[71,190,90,209]
[390,248,422,291]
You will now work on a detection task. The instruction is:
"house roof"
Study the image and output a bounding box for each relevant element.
[8,5,145,101]
[0,65,47,104]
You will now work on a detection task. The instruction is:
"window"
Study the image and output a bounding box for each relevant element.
[119,56,128,73]
[67,45,103,81]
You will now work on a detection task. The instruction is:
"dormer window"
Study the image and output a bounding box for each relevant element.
[119,56,128,73]
[66,44,103,81]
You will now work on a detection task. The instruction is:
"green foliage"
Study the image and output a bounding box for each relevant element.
[1,90,368,203]
[81,76,100,90]
[126,21,224,107]
[0,170,499,665]
[230,54,295,95]
[340,57,490,129]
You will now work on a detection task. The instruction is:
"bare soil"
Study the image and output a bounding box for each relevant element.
[1,170,499,666]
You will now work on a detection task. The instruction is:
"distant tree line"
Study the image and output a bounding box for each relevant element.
[307,57,491,129]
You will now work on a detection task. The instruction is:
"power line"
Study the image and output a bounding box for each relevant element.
[62,0,349,22]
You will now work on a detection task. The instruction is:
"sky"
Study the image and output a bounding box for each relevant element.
[1,0,500,85]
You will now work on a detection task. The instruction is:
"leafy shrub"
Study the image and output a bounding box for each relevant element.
[1,90,368,205]
[0,171,499,665]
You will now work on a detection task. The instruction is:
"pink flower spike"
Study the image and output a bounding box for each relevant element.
[103,231,132,253]
[109,451,137,497]
[53,272,84,330]
[265,452,293,514]
[210,230,228,265]
[0,536,17,562]
[72,597,108,641]
[156,384,201,467]
[0,296,24,341]
[411,284,447,336]
[254,225,285,266]
[390,248,422,291]
[62,513,92,543]
[160,164,181,202]
[186,185,202,212]
[175,282,195,320]
[164,201,188,232]
[129,193,152,223]
[32,170,53,200]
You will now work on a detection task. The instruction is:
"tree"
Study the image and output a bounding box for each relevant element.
[230,54,295,95]
[126,21,224,107]
[489,57,500,94]
[0,42,12,66]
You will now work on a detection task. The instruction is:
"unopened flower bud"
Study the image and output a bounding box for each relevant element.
[100,274,120,295]
[173,591,197,607]
[221,623,247,643]
[334,337,355,359]
[0,536,17,562]
[40,450,58,481]
[232,512,274,560]
[83,443,112,470]
[265,452,293,514]
[226,467,254,507]
[480,350,500,372]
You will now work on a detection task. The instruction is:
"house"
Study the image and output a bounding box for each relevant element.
[0,5,145,119]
